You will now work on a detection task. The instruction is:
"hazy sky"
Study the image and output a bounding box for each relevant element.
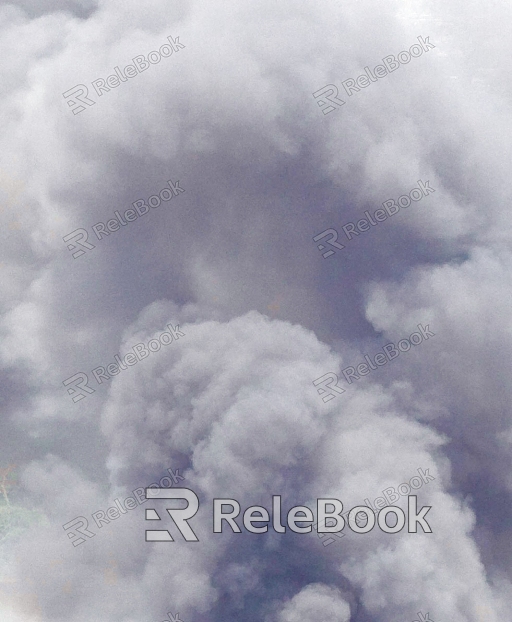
[0,1,511,621]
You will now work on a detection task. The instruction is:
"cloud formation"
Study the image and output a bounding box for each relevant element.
[0,0,511,620]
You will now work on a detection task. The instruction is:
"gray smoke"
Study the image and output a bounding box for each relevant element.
[0,0,510,621]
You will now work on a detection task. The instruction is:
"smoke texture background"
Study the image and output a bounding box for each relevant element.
[0,0,511,620]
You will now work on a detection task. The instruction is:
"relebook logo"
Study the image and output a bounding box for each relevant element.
[144,489,433,542]
[63,468,185,547]
[63,323,185,403]
[63,35,185,115]
[63,178,185,259]
[312,467,436,547]
[313,323,435,403]
[313,180,435,259]
[312,35,435,115]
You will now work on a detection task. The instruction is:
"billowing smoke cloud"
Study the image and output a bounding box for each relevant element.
[0,0,511,620]
[276,584,351,622]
